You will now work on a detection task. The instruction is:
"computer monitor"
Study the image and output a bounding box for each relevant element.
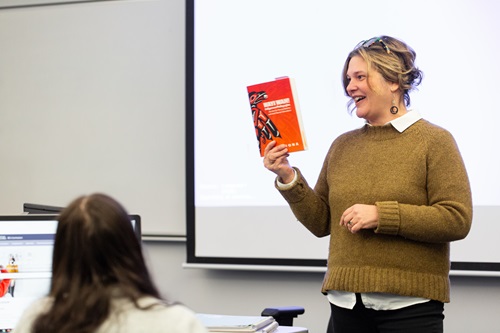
[0,215,57,331]
[22,203,142,241]
[0,213,141,331]
[22,203,64,215]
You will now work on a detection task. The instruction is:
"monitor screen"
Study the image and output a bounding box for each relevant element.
[0,214,141,331]
[0,215,57,331]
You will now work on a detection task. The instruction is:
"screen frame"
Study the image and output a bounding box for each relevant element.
[184,0,500,275]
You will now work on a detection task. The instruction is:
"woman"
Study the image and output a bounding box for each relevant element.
[13,193,207,333]
[263,36,472,333]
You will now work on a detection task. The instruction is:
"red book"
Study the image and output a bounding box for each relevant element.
[246,77,307,157]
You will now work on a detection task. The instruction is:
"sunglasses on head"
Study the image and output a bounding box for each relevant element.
[357,37,391,54]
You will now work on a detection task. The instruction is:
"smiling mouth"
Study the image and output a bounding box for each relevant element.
[354,96,366,104]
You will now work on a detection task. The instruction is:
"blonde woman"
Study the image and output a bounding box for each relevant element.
[264,36,472,333]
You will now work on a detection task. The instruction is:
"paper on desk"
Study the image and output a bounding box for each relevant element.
[196,313,276,332]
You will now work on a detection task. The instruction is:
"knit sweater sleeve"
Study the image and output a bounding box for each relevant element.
[375,125,472,243]
[276,166,331,238]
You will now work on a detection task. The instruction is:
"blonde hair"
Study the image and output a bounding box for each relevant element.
[342,36,423,112]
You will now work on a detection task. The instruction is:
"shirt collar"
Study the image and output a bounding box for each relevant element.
[390,110,422,133]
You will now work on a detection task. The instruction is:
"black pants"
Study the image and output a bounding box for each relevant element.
[327,293,444,333]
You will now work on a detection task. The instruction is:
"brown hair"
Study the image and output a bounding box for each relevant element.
[32,193,162,333]
[342,35,423,112]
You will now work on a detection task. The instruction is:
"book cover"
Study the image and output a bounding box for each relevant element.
[246,77,307,157]
[196,313,276,332]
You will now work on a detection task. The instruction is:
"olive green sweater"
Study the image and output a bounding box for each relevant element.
[277,119,472,303]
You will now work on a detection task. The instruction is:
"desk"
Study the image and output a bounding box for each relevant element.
[195,313,308,333]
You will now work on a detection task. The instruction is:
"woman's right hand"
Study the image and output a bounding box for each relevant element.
[263,141,295,184]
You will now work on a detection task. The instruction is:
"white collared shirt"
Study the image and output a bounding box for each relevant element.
[388,109,422,133]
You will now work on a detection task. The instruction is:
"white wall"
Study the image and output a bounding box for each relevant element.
[0,0,186,236]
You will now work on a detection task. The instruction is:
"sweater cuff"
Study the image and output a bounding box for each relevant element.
[375,201,400,235]
[275,167,309,203]
[276,168,298,190]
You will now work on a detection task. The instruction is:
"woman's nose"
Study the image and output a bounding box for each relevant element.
[347,81,356,95]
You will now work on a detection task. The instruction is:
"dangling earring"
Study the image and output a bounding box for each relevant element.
[390,98,399,114]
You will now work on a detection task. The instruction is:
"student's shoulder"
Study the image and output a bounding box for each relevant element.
[124,298,208,333]
[154,303,208,332]
[11,297,53,333]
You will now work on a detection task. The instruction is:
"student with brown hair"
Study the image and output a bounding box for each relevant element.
[14,193,207,333]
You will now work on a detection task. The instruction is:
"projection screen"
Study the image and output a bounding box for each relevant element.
[186,0,500,275]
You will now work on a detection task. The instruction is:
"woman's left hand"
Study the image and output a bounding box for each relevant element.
[340,204,379,233]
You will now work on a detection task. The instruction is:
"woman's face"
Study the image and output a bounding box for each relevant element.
[346,55,397,125]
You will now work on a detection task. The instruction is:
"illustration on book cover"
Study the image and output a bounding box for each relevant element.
[247,77,307,157]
